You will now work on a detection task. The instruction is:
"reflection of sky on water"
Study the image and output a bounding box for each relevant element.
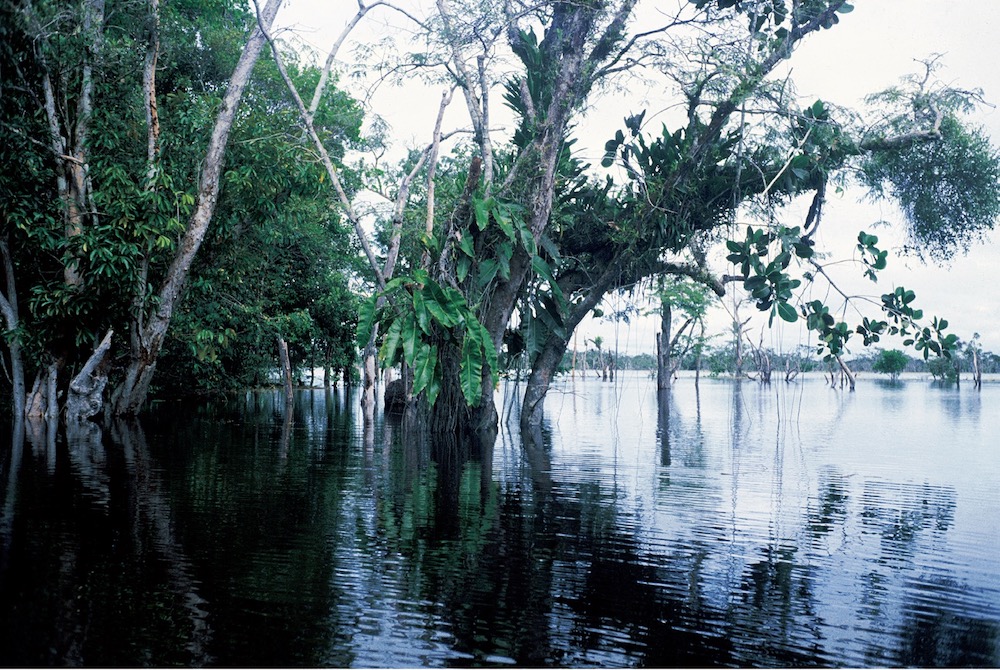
[541,373,1000,666]
[2,377,998,666]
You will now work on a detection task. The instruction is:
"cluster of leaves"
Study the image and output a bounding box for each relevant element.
[157,64,364,394]
[861,115,1000,262]
[871,348,909,380]
[357,269,497,406]
[725,225,812,323]
[725,219,960,362]
[690,0,855,39]
[1,0,366,397]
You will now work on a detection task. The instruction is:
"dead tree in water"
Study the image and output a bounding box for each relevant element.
[745,337,772,383]
[826,355,856,390]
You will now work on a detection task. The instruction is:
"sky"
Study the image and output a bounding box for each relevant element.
[272,0,1000,357]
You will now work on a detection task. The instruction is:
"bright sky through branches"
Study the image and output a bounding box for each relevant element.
[275,0,1000,357]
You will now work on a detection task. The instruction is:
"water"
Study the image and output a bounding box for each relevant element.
[1,376,998,666]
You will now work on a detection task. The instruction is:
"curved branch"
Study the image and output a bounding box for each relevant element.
[253,0,385,290]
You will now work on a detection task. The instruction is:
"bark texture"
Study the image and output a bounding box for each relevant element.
[66,330,113,423]
[113,0,284,416]
[0,239,25,420]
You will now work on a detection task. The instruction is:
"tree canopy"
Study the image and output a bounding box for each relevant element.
[1,0,998,431]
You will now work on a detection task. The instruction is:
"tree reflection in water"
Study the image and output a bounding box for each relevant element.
[0,380,998,666]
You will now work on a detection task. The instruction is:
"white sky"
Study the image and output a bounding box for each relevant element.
[274,1,1000,357]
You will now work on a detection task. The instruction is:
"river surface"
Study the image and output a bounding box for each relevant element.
[1,375,999,667]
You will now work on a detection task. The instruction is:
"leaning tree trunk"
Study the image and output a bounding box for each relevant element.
[520,271,613,429]
[0,238,25,420]
[520,333,570,431]
[112,0,284,416]
[66,329,113,423]
[657,304,673,390]
[277,336,293,406]
[835,354,856,391]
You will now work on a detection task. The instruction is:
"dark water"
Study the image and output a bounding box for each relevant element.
[1,376,999,667]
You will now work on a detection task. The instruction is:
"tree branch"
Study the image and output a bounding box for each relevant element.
[253,0,386,291]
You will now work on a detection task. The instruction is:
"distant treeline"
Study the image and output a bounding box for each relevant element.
[557,345,1000,379]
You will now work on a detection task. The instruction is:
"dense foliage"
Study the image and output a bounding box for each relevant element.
[1,0,363,411]
[1,0,998,426]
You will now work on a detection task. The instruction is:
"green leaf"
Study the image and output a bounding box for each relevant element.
[497,241,513,279]
[425,375,442,407]
[458,232,475,258]
[411,343,437,396]
[379,318,403,365]
[460,330,484,405]
[478,322,499,387]
[473,196,492,231]
[531,255,565,306]
[424,282,463,327]
[492,203,516,240]
[401,314,420,363]
[413,290,432,334]
[776,301,798,323]
[477,259,499,289]
[517,220,537,256]
[356,296,378,346]
[457,254,472,283]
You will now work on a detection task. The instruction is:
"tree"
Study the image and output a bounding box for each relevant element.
[655,277,717,389]
[112,0,286,415]
[0,0,291,419]
[1,0,373,420]
[926,356,958,383]
[300,0,997,438]
[872,349,909,381]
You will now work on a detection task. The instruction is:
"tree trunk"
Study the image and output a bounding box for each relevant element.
[972,349,982,389]
[113,0,284,416]
[657,304,672,390]
[277,336,293,406]
[835,355,856,391]
[362,345,377,414]
[521,332,569,430]
[694,322,704,387]
[66,329,113,423]
[25,360,60,421]
[0,238,25,421]
[519,280,612,428]
[657,389,671,467]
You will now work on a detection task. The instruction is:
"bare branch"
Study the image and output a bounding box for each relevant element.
[425,87,456,236]
[143,0,161,178]
[252,0,386,291]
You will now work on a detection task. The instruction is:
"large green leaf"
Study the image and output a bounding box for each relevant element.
[412,289,432,334]
[460,329,484,406]
[411,342,437,396]
[379,318,402,365]
[474,319,499,386]
[776,301,798,323]
[356,295,378,346]
[492,202,516,240]
[458,232,475,258]
[424,281,463,327]
[476,259,499,290]
[425,375,442,407]
[497,241,513,280]
[473,195,494,231]
[531,255,566,307]
[517,218,537,256]
[457,254,472,283]
[401,313,420,363]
